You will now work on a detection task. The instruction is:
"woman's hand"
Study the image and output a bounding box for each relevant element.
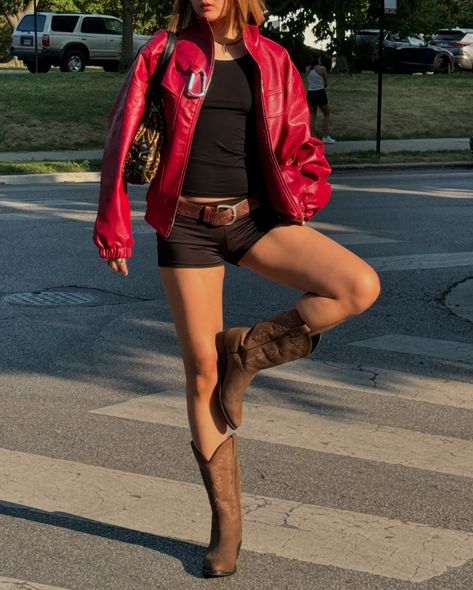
[106,258,129,277]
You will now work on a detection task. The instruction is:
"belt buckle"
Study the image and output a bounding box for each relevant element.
[216,204,238,226]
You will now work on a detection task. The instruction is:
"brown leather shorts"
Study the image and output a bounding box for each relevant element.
[157,198,282,268]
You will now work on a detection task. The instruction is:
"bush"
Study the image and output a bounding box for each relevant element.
[262,27,330,72]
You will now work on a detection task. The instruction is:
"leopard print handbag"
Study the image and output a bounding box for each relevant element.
[123,31,177,185]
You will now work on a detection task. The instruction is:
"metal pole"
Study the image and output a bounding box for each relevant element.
[33,0,38,73]
[376,0,385,159]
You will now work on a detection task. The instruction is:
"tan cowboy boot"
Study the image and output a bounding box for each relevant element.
[216,309,321,430]
[191,435,242,577]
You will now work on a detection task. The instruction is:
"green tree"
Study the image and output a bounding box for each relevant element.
[1,0,35,29]
[121,0,133,70]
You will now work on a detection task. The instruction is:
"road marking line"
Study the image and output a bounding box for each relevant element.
[322,232,396,245]
[366,252,473,272]
[1,447,472,582]
[0,577,69,589]
[332,183,473,199]
[350,334,473,364]
[91,393,473,478]
[264,358,473,409]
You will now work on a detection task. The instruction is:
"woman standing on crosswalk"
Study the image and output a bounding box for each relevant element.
[94,0,381,578]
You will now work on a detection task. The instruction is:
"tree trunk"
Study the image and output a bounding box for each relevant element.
[120,0,134,71]
[333,0,350,72]
[1,0,35,30]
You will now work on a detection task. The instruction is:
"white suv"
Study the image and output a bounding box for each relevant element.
[10,12,150,73]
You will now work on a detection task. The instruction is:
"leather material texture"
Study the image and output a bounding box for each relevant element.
[176,196,261,225]
[94,17,332,259]
[217,310,320,429]
[192,435,242,577]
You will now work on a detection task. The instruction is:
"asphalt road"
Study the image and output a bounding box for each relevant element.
[0,168,472,590]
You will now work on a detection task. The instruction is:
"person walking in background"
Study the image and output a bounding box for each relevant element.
[94,0,379,578]
[307,56,336,144]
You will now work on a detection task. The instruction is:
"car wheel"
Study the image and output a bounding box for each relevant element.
[25,60,51,73]
[60,49,86,73]
[103,62,119,72]
[433,55,452,74]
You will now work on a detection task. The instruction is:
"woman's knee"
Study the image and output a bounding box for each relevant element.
[184,348,219,396]
[348,265,381,315]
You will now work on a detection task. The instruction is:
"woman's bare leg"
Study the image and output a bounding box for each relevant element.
[239,224,380,333]
[320,103,331,137]
[309,105,317,136]
[160,265,227,459]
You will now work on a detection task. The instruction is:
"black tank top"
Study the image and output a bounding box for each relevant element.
[181,53,258,198]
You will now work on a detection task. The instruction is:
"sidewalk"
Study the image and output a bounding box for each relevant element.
[324,137,470,154]
[0,137,470,162]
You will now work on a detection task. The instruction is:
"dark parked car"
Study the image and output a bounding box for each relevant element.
[429,29,473,71]
[353,30,454,74]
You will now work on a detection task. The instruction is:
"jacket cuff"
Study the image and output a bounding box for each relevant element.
[99,247,133,259]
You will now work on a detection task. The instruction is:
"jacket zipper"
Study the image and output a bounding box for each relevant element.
[165,46,216,237]
[249,54,303,223]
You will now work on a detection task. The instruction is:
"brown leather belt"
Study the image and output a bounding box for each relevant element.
[176,196,262,226]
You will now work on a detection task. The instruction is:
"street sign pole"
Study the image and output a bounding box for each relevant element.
[376,0,384,159]
[33,0,38,73]
[377,0,397,159]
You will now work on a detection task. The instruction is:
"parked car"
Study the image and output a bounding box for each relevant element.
[10,12,151,73]
[429,29,473,71]
[352,30,454,74]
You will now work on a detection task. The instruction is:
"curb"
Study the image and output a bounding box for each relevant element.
[332,161,472,172]
[0,161,471,185]
[0,172,101,185]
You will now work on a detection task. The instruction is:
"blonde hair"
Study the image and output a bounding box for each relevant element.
[168,0,266,34]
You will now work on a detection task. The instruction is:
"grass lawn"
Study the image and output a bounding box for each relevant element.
[0,71,123,152]
[326,72,473,141]
[0,159,102,175]
[0,69,472,151]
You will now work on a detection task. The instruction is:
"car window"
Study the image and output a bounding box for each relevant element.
[104,18,122,35]
[51,15,79,33]
[356,32,378,42]
[433,31,465,41]
[17,14,46,32]
[408,36,424,46]
[81,17,106,34]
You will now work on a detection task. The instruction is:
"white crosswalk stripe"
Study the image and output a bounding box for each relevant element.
[366,251,473,272]
[0,577,69,590]
[325,232,396,245]
[265,358,473,409]
[91,393,473,478]
[1,447,473,583]
[350,334,473,364]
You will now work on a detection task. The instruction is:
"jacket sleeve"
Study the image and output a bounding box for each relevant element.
[279,60,332,221]
[93,31,168,259]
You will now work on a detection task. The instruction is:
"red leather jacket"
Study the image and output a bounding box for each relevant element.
[94,17,331,259]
